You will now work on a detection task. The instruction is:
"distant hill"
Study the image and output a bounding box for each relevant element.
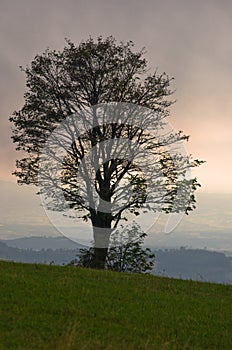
[0,236,231,284]
[0,240,80,265]
[153,247,232,284]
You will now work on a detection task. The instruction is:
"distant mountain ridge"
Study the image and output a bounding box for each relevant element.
[0,236,231,285]
[154,248,232,284]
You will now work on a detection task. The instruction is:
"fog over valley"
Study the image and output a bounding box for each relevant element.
[1,181,232,254]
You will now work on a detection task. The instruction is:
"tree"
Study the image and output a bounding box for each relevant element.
[108,223,156,273]
[70,223,155,274]
[10,36,203,269]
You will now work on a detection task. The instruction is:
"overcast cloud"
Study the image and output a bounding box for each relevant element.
[0,0,232,192]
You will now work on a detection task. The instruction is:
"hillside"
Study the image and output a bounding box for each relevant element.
[0,261,232,349]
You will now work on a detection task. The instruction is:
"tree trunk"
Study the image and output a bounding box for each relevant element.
[92,246,109,270]
[90,211,112,269]
[89,159,112,269]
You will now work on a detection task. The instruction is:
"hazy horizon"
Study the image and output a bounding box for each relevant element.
[0,180,231,253]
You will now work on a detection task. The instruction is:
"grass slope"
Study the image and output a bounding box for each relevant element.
[0,261,231,350]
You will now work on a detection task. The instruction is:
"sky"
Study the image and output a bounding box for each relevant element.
[0,0,232,249]
[0,0,232,192]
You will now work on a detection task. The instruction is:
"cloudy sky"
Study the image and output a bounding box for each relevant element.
[1,0,232,192]
[0,0,232,249]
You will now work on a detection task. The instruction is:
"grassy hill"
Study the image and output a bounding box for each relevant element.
[0,261,231,349]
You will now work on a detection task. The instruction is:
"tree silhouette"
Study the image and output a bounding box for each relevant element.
[10,36,203,269]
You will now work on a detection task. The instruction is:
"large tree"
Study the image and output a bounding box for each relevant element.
[10,36,203,269]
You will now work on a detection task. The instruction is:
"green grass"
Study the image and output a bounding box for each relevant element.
[0,261,231,349]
